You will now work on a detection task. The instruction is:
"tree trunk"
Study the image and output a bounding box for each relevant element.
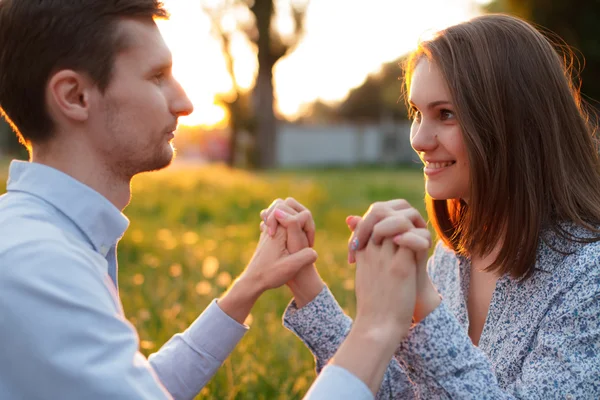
[254,63,277,169]
[252,0,278,169]
[226,100,240,167]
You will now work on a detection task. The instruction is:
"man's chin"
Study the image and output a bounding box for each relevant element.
[136,147,176,175]
[154,148,176,171]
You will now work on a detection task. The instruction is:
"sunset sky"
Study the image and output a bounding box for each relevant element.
[156,0,492,127]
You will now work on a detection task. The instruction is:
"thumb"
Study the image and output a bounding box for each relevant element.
[278,247,318,275]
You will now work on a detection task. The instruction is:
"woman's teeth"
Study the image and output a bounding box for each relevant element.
[428,161,455,169]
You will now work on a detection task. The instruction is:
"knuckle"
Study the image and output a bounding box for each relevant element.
[393,199,409,209]
[305,210,313,221]
[372,223,383,236]
[373,201,385,211]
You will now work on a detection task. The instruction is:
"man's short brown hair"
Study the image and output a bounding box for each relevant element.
[0,0,168,147]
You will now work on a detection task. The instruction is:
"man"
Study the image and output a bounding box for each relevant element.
[0,1,421,399]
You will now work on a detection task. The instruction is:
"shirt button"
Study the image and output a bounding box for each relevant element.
[566,395,573,400]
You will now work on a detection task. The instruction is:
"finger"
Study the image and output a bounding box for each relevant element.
[371,215,417,245]
[348,203,393,263]
[348,200,419,263]
[284,198,316,247]
[259,208,268,223]
[393,228,432,247]
[297,210,316,248]
[384,199,412,210]
[266,203,297,236]
[355,203,423,248]
[349,204,388,251]
[345,215,361,232]
[393,232,431,253]
[262,198,284,225]
[346,216,362,264]
[260,221,267,232]
[401,208,428,229]
[273,209,306,230]
[387,238,418,281]
[278,248,318,279]
[380,237,398,261]
[283,197,308,213]
[274,210,315,248]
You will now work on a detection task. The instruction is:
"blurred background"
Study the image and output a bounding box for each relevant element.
[1,0,599,398]
[2,0,598,167]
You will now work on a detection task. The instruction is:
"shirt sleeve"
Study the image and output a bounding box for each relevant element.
[0,241,173,399]
[283,286,417,399]
[302,365,373,400]
[397,260,600,399]
[148,299,248,399]
[0,240,246,400]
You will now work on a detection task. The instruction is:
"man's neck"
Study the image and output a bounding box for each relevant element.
[31,143,131,211]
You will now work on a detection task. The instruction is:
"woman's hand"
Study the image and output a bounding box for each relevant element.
[347,199,441,322]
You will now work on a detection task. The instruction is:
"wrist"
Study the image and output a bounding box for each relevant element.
[331,321,400,394]
[218,275,263,324]
[413,285,441,323]
[287,264,324,308]
[352,317,408,348]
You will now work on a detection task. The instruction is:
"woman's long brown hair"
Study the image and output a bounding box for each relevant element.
[403,14,600,279]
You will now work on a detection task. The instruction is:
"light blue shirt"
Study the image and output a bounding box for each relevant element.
[0,161,372,400]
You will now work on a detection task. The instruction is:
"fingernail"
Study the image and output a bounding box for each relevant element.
[274,209,287,220]
[350,237,359,250]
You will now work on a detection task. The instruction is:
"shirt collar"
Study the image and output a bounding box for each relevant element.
[6,160,129,256]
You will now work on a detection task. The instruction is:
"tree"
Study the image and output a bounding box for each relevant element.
[488,0,600,111]
[325,57,409,123]
[203,0,309,169]
[203,1,254,167]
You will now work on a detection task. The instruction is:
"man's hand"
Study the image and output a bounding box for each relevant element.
[218,226,318,324]
[261,198,324,308]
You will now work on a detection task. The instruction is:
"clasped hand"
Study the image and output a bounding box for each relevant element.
[261,197,441,341]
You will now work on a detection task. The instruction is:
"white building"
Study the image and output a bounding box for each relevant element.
[276,121,418,167]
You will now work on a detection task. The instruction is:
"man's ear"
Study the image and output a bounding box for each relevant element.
[46,70,92,123]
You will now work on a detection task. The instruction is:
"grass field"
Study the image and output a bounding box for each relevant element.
[0,161,426,399]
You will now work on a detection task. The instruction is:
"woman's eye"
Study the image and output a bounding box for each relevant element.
[440,109,455,121]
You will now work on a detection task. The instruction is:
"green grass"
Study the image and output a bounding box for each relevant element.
[0,162,426,399]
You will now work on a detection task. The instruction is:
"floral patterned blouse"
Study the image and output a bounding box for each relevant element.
[283,224,600,399]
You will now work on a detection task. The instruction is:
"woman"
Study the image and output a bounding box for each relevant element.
[263,14,600,398]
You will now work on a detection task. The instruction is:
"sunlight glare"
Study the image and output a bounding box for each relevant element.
[158,1,232,127]
[158,0,484,122]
